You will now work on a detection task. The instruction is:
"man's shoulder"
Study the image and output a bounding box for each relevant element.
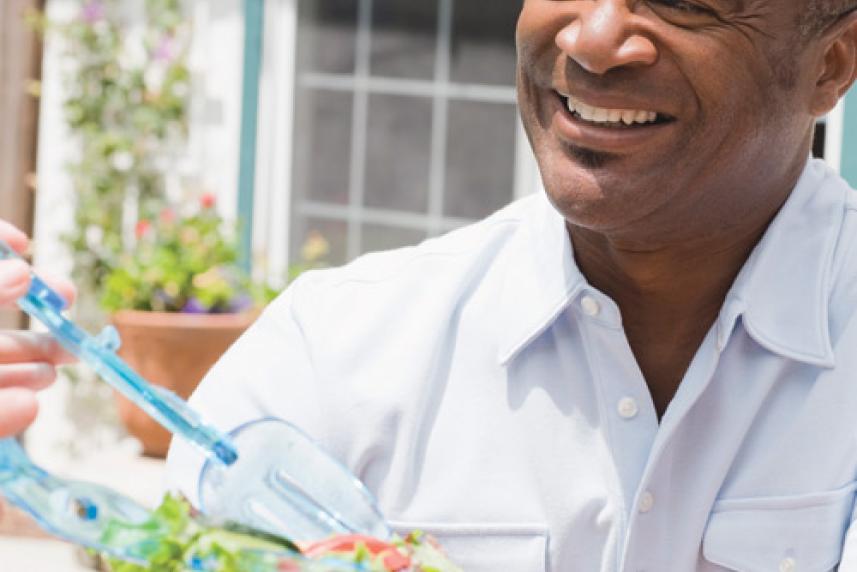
[299,194,541,290]
[274,194,545,324]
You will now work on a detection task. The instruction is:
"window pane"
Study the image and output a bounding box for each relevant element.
[293,89,353,206]
[291,217,349,267]
[361,224,426,254]
[450,0,518,86]
[813,121,826,158]
[371,0,438,79]
[444,101,517,219]
[364,94,433,213]
[297,0,358,75]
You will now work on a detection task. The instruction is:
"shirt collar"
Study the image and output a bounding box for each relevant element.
[497,192,585,365]
[716,159,849,368]
[499,159,849,368]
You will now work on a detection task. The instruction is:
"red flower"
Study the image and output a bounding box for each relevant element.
[135,219,152,239]
[200,193,217,209]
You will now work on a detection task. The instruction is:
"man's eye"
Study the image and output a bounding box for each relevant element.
[648,0,713,16]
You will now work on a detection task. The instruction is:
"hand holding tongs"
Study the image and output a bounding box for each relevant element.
[0,238,391,545]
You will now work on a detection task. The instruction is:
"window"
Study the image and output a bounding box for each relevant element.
[256,0,535,272]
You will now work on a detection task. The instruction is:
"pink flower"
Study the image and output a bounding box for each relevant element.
[135,219,152,239]
[153,36,177,63]
[81,1,105,24]
[200,193,217,209]
[159,208,176,224]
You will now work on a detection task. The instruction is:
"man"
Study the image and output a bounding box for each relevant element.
[5,0,857,569]
[162,1,857,569]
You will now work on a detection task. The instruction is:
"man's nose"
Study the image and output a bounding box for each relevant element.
[556,0,657,75]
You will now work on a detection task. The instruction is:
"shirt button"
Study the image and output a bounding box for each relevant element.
[638,491,655,513]
[779,558,796,572]
[617,397,639,419]
[581,296,601,317]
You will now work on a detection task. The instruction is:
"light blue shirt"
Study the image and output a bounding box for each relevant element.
[168,158,857,571]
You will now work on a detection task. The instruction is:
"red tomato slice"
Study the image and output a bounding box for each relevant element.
[302,534,412,571]
[302,534,394,556]
[381,549,412,571]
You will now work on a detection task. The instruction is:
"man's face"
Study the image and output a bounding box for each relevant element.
[517,0,820,243]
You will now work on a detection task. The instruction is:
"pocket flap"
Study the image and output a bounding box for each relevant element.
[702,484,856,572]
[388,521,548,572]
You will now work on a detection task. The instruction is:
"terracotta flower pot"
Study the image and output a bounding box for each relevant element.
[110,310,257,458]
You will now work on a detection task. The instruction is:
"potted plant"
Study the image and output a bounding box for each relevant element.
[99,193,278,457]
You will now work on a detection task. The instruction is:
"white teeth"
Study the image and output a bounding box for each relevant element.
[621,110,637,125]
[565,94,660,126]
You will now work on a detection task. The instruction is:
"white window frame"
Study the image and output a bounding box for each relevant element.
[253,0,538,282]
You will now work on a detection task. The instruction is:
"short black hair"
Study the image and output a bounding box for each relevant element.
[801,0,857,39]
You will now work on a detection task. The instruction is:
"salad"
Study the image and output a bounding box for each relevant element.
[99,495,462,572]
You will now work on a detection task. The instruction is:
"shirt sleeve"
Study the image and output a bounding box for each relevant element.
[164,275,324,506]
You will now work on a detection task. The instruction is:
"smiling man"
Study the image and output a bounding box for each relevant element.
[162,1,857,571]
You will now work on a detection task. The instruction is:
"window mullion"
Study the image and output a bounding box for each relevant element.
[427,0,454,237]
[347,0,374,260]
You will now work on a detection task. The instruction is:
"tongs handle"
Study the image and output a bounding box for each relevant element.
[0,437,152,563]
[0,240,238,466]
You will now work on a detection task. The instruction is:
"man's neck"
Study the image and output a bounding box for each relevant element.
[567,203,784,417]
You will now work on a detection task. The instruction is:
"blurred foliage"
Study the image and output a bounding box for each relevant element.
[34,0,328,316]
[101,194,285,313]
[32,0,191,298]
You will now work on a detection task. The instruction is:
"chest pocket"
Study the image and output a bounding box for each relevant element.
[702,483,857,572]
[388,521,548,572]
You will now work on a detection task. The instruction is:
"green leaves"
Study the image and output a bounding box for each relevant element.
[100,495,464,572]
[99,200,265,314]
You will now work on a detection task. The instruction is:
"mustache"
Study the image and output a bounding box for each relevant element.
[522,55,682,104]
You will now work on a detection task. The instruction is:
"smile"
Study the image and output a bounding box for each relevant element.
[548,90,677,154]
[560,93,669,128]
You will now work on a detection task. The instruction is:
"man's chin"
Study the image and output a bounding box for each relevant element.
[561,143,621,170]
[537,147,657,232]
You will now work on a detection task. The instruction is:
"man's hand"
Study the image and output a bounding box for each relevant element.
[0,220,76,437]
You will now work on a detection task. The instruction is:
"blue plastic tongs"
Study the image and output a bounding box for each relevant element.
[0,437,155,563]
[0,239,238,466]
[0,238,235,560]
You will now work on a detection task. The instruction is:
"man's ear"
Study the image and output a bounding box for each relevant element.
[810,13,857,117]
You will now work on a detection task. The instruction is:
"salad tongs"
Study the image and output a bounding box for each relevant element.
[0,436,153,563]
[0,238,390,544]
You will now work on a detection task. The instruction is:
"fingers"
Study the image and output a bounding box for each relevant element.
[0,331,75,366]
[0,388,38,438]
[0,220,29,255]
[0,363,56,391]
[33,269,76,307]
[0,261,77,308]
[0,259,30,304]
